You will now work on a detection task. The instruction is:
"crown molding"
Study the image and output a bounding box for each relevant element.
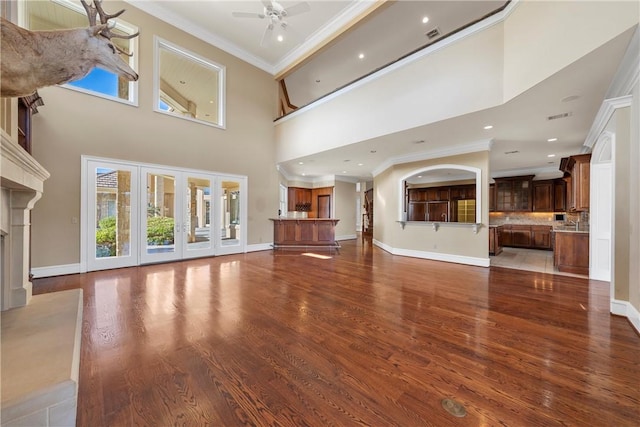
[372,139,492,177]
[125,0,275,74]
[273,0,379,76]
[583,95,633,150]
[490,165,562,180]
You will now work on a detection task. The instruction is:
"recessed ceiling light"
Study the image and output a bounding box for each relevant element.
[547,154,556,158]
[209,100,214,104]
[342,171,347,174]
[547,138,558,142]
[357,163,363,166]
[484,125,493,130]
[298,161,304,165]
[422,16,429,24]
[417,175,423,178]
[277,35,283,42]
[302,173,306,176]
[358,53,365,60]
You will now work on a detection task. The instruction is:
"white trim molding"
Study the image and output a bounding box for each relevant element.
[610,299,640,335]
[373,239,490,268]
[31,263,81,279]
[583,95,632,150]
[246,243,273,253]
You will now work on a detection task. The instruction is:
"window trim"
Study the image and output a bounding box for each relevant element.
[153,36,226,129]
[22,0,139,107]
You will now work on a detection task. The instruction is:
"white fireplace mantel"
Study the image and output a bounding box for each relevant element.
[1,131,50,310]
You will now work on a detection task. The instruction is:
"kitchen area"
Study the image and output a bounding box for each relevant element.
[489,154,591,277]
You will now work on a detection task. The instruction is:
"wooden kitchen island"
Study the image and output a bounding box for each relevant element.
[270,218,340,250]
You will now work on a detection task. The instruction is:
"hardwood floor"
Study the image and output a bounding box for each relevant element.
[33,238,640,426]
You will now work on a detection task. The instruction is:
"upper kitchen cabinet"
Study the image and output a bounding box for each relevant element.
[560,154,591,212]
[532,180,553,212]
[494,176,534,212]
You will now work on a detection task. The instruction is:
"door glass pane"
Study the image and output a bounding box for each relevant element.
[221,180,240,246]
[146,173,176,254]
[95,168,131,258]
[186,176,211,250]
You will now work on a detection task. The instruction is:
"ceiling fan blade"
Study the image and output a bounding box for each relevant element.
[282,2,310,17]
[261,0,273,10]
[260,23,274,47]
[232,11,265,19]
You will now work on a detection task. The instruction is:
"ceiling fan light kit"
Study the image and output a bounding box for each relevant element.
[232,0,311,47]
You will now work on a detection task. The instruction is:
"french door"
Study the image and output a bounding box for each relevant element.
[83,157,246,272]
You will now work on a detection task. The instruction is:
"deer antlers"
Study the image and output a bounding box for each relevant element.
[80,0,139,56]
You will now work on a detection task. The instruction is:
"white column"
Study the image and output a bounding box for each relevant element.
[6,190,42,310]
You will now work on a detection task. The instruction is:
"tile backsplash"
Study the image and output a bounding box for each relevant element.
[490,211,589,226]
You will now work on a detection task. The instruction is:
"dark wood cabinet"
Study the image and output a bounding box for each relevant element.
[427,201,449,222]
[531,225,552,249]
[494,176,534,212]
[450,184,475,200]
[288,187,312,212]
[553,179,566,211]
[489,184,496,212]
[560,154,591,212]
[511,225,532,247]
[554,231,589,275]
[501,225,513,246]
[532,180,553,212]
[501,224,552,250]
[408,202,427,221]
[489,226,503,255]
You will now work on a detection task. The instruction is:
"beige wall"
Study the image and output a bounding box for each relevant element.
[30,1,278,268]
[373,151,489,262]
[503,1,639,101]
[612,108,631,301]
[334,180,357,239]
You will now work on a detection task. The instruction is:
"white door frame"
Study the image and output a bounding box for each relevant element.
[589,131,614,285]
[82,156,247,272]
[83,159,140,272]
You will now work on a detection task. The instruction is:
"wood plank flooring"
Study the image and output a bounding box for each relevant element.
[33,238,640,426]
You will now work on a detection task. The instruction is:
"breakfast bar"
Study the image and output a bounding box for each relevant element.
[270,218,340,249]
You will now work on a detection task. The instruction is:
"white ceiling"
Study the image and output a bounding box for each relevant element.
[126,1,634,182]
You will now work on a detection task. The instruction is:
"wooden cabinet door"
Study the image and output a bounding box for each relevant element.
[532,180,553,212]
[489,184,496,212]
[427,201,449,222]
[531,226,552,249]
[408,202,427,221]
[574,156,591,211]
[501,226,513,246]
[554,179,566,211]
[511,226,532,247]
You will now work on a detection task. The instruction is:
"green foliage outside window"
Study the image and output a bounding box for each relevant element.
[96,216,175,257]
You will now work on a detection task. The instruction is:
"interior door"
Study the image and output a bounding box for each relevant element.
[140,167,180,264]
[216,176,246,255]
[86,160,139,271]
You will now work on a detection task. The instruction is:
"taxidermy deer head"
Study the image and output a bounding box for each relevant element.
[0,0,139,98]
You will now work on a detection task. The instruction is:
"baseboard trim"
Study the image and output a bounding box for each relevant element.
[611,299,640,335]
[246,243,273,253]
[336,234,357,241]
[31,264,81,279]
[373,239,490,267]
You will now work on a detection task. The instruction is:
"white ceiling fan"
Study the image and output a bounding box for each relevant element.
[232,0,311,46]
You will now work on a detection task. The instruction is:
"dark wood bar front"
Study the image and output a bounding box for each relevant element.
[270,218,340,248]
